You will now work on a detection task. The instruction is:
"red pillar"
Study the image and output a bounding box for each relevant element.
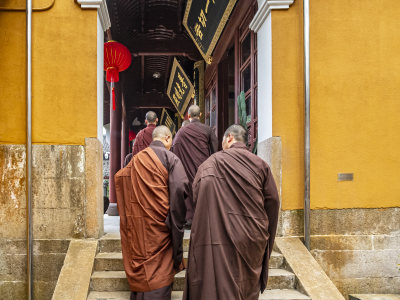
[107,84,122,216]
[121,97,130,168]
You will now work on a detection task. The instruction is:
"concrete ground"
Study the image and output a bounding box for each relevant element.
[104,215,120,233]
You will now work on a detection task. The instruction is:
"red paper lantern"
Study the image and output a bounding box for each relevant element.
[129,130,136,142]
[104,41,131,110]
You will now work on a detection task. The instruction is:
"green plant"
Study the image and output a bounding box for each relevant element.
[237,91,247,128]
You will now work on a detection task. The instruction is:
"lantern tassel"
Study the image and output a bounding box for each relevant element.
[112,87,116,111]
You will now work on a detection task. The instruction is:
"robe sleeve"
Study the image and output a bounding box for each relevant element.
[260,166,280,292]
[209,128,218,154]
[165,156,189,271]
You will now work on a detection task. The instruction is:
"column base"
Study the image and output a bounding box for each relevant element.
[106,203,119,216]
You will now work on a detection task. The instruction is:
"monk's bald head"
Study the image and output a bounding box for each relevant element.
[145,111,158,124]
[152,125,173,150]
[188,105,201,119]
[222,124,248,150]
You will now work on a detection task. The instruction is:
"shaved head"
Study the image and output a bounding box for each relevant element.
[188,105,201,118]
[152,125,172,140]
[152,125,173,150]
[224,124,248,144]
[145,111,158,123]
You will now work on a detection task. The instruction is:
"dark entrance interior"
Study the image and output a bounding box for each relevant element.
[103,0,259,209]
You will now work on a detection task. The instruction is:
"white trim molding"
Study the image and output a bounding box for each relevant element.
[249,0,294,33]
[77,0,111,31]
[249,0,294,143]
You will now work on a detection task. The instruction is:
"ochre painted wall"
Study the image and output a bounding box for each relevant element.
[0,11,26,144]
[0,1,97,145]
[310,0,400,209]
[272,0,304,210]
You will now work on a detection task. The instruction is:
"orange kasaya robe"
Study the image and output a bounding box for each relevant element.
[115,141,188,293]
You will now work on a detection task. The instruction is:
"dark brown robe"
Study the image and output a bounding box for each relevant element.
[183,142,280,300]
[115,140,189,299]
[132,124,156,156]
[124,152,133,167]
[171,118,218,221]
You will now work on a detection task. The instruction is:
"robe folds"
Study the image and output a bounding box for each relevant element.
[132,124,156,156]
[171,119,218,221]
[115,140,189,297]
[183,142,280,300]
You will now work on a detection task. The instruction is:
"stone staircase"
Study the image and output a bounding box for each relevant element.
[87,231,310,300]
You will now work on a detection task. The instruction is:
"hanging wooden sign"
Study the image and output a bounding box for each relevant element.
[160,108,177,136]
[183,0,238,64]
[167,58,194,119]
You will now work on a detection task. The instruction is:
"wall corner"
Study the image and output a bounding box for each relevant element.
[84,137,104,238]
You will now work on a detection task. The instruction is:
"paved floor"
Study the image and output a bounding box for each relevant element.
[104,215,120,233]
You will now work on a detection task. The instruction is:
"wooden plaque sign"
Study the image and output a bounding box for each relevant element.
[167,58,194,119]
[160,108,176,136]
[183,0,238,64]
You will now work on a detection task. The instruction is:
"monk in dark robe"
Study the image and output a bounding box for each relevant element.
[183,125,280,300]
[123,141,135,167]
[171,105,218,223]
[132,110,158,156]
[115,125,189,300]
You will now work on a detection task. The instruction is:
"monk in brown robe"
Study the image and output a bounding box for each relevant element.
[132,110,158,156]
[183,125,280,300]
[115,125,188,300]
[171,105,218,223]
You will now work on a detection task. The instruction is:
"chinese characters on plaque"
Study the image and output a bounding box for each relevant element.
[183,0,238,63]
[160,108,176,136]
[167,58,195,119]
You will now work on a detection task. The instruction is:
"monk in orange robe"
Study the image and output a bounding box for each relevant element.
[115,125,189,300]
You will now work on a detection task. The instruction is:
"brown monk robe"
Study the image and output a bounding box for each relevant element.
[115,126,189,300]
[131,111,158,157]
[171,105,218,223]
[183,125,280,300]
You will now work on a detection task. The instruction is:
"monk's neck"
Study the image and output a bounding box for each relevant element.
[147,123,156,128]
[150,140,165,148]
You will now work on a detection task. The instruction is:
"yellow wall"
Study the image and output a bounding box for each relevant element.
[272,0,304,210]
[310,0,400,209]
[272,0,400,210]
[0,11,26,144]
[0,0,98,145]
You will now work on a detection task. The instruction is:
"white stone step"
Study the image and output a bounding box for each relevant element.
[94,251,283,272]
[87,289,310,300]
[260,289,311,299]
[99,231,280,253]
[87,291,184,300]
[90,269,295,292]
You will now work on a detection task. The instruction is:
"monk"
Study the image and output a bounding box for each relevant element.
[171,105,218,224]
[132,111,158,156]
[183,124,280,300]
[123,141,135,167]
[115,125,189,300]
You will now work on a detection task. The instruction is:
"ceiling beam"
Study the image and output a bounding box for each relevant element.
[127,36,201,61]
[126,93,175,111]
